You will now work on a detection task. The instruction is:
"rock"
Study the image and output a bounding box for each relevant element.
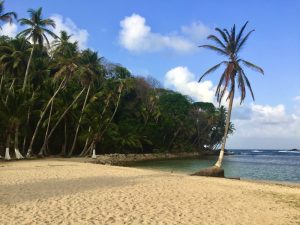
[190,166,224,178]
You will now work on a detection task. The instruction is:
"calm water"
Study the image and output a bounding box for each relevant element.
[129,149,300,183]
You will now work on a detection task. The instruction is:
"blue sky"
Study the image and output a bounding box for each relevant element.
[3,0,300,149]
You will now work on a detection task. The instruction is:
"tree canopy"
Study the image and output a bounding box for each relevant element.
[0,5,233,159]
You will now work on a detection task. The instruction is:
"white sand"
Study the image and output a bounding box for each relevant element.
[0,159,299,225]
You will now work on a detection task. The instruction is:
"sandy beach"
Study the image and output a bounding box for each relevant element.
[0,159,299,225]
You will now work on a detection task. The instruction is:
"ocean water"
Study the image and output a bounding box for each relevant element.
[128,149,300,183]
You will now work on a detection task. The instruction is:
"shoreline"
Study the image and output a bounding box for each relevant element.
[0,151,213,166]
[2,153,300,186]
[3,156,300,187]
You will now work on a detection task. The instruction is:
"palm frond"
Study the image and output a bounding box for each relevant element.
[42,33,50,48]
[0,12,17,23]
[16,28,32,38]
[237,70,246,103]
[18,18,34,26]
[242,70,255,101]
[199,45,228,56]
[226,74,235,101]
[43,28,58,39]
[236,29,255,52]
[207,35,226,50]
[223,29,231,41]
[215,70,227,98]
[215,28,228,43]
[231,24,236,43]
[198,61,227,82]
[241,59,264,74]
[41,18,56,28]
[236,21,248,46]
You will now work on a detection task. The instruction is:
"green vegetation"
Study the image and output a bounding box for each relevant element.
[0,3,232,159]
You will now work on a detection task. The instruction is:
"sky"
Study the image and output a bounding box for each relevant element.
[2,0,300,149]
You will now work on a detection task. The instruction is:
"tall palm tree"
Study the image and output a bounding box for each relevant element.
[17,7,57,92]
[69,49,103,156]
[198,22,264,169]
[0,37,31,91]
[0,90,29,160]
[51,30,76,57]
[26,40,79,157]
[0,1,17,28]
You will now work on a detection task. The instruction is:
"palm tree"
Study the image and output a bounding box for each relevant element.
[0,1,17,28]
[69,49,104,156]
[0,37,31,92]
[197,22,263,172]
[26,40,79,157]
[0,90,29,160]
[51,30,76,57]
[17,7,57,92]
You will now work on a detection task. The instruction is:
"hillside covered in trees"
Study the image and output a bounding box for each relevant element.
[0,7,234,159]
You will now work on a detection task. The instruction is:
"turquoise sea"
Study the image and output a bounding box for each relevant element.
[128,149,300,183]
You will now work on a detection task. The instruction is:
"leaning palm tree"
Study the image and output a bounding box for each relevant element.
[26,41,79,157]
[0,37,31,92]
[194,22,263,176]
[0,1,17,28]
[17,7,57,92]
[68,49,104,156]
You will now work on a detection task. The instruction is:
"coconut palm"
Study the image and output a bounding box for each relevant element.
[51,30,76,57]
[198,22,264,170]
[39,82,85,157]
[68,49,104,156]
[17,7,57,92]
[0,1,17,28]
[0,37,31,92]
[0,90,30,160]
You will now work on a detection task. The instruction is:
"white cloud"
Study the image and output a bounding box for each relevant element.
[50,14,89,49]
[293,96,300,101]
[119,14,211,53]
[164,66,233,105]
[0,22,17,37]
[181,21,211,41]
[229,103,300,149]
[164,66,215,102]
[164,65,300,149]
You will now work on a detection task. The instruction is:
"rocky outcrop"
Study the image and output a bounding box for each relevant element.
[93,152,204,166]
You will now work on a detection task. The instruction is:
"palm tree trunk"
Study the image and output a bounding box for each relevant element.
[22,44,35,92]
[167,127,181,150]
[81,85,123,158]
[0,71,5,92]
[5,78,16,104]
[69,85,91,156]
[80,126,91,157]
[22,92,36,154]
[60,118,68,156]
[79,92,112,157]
[14,124,24,159]
[214,92,234,168]
[43,88,85,151]
[26,77,66,158]
[38,100,54,157]
[81,140,94,157]
[97,83,123,141]
[5,132,11,160]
